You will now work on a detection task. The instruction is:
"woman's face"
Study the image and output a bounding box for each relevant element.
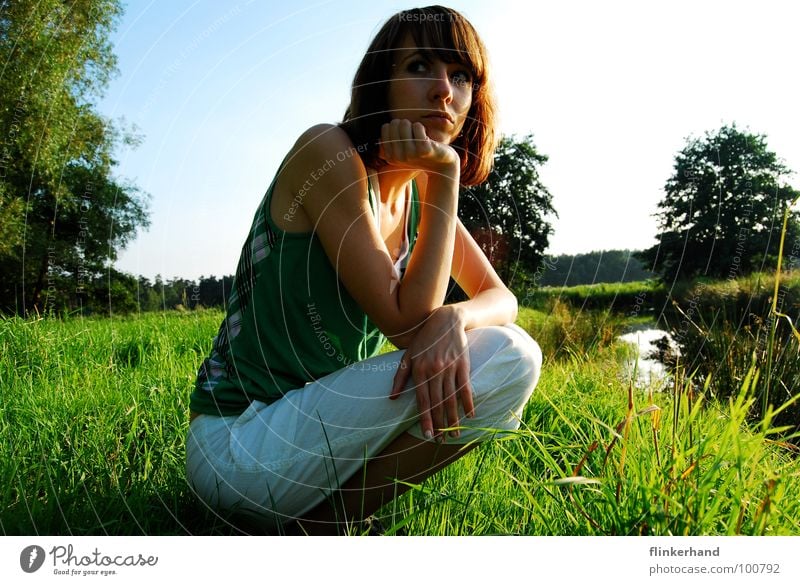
[386,34,474,145]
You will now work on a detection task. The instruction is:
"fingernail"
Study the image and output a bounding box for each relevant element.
[424,430,433,440]
[450,430,460,438]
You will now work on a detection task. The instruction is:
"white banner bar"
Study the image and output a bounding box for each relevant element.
[2,536,799,584]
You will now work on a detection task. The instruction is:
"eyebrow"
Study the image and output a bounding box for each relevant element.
[395,47,473,74]
[397,50,426,65]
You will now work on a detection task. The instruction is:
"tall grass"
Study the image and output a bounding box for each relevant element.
[516,301,629,361]
[522,279,666,313]
[0,310,223,534]
[378,349,800,535]
[2,304,799,535]
[664,270,800,437]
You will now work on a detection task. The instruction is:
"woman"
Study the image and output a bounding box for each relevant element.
[186,5,542,535]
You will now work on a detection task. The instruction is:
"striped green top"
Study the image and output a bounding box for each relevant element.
[190,167,421,416]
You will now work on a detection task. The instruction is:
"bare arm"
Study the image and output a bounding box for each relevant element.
[389,202,521,441]
[285,122,460,347]
[393,171,459,332]
[447,218,518,329]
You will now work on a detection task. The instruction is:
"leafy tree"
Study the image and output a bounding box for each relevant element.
[458,134,556,284]
[196,274,234,308]
[638,124,800,281]
[85,268,139,314]
[0,0,149,314]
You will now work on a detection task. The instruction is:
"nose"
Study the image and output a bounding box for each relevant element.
[428,65,453,103]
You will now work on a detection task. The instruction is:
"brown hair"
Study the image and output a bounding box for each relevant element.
[339,5,498,186]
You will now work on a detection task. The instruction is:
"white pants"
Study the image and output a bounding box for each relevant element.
[186,324,542,528]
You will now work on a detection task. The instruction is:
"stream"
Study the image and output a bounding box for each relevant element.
[618,326,678,391]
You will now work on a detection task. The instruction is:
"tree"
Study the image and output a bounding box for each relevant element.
[458,134,557,285]
[0,0,149,315]
[638,124,800,281]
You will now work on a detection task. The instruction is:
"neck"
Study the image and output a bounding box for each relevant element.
[375,167,420,206]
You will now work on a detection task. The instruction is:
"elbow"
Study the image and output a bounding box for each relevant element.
[493,286,518,325]
[508,291,519,324]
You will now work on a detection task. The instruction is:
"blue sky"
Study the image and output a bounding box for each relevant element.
[101,0,800,281]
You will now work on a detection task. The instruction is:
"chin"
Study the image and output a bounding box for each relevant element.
[426,128,455,144]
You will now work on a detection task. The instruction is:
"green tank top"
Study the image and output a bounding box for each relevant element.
[190,164,421,416]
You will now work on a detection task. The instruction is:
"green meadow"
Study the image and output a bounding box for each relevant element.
[2,279,799,535]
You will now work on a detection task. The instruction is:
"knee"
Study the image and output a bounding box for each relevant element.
[468,324,543,399]
[443,324,542,442]
[501,325,542,403]
[507,323,542,371]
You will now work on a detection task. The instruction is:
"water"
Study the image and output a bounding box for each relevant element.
[618,327,678,391]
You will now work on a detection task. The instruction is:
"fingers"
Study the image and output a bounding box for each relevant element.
[411,120,432,157]
[414,362,468,443]
[389,352,411,399]
[442,372,460,440]
[413,365,444,442]
[457,358,475,420]
[380,119,431,165]
[390,352,445,441]
[429,372,447,440]
[413,379,435,441]
[390,313,475,442]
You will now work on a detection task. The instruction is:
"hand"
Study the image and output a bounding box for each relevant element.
[379,118,460,176]
[389,305,475,441]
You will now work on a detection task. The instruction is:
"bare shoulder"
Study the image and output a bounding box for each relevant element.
[294,123,351,152]
[272,124,367,232]
[287,124,366,179]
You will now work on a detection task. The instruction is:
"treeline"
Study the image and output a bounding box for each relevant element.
[127,273,234,312]
[535,249,655,287]
[24,248,654,316]
[25,270,234,316]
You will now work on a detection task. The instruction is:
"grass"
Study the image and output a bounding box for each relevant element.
[388,355,800,535]
[516,301,631,361]
[660,269,800,436]
[521,279,666,313]
[1,303,799,535]
[0,310,217,535]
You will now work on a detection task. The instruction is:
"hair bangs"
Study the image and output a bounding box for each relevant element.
[340,5,498,186]
[404,12,487,85]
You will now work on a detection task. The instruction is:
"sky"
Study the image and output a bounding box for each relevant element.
[100,0,800,281]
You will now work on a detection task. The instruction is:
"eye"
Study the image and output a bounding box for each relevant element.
[450,69,472,87]
[406,59,429,74]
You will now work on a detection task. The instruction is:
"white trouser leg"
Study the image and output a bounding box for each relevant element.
[186,324,542,527]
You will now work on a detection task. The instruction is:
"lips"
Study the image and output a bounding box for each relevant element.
[422,111,454,124]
